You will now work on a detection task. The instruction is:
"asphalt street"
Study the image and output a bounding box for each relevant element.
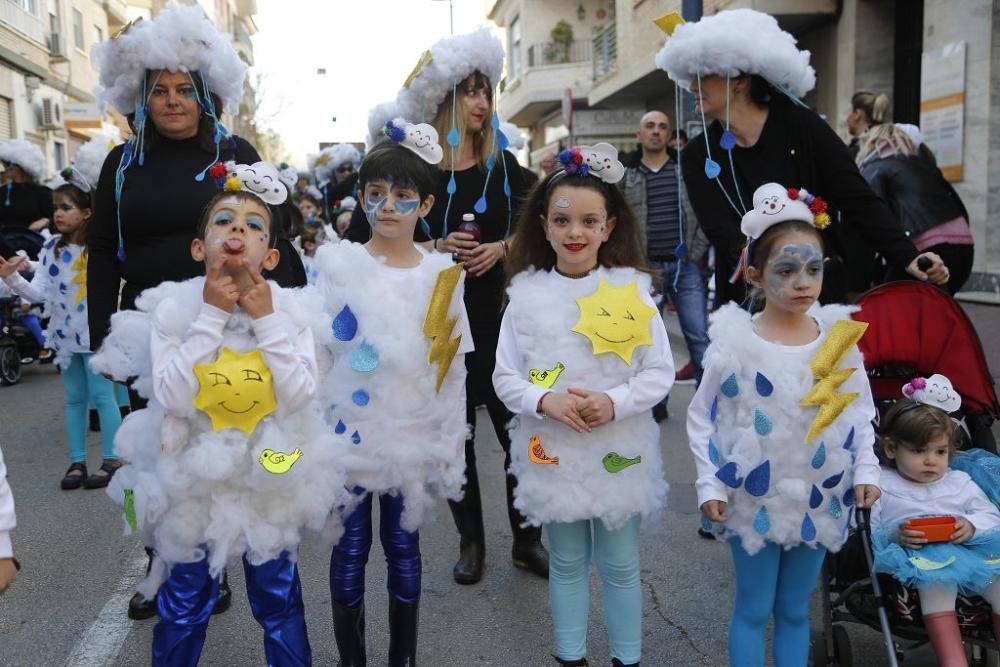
[0,311,987,666]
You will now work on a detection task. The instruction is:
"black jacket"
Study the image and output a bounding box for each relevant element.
[860,153,968,238]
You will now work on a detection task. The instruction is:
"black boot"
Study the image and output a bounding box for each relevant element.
[212,570,231,615]
[449,442,485,585]
[388,597,418,666]
[553,656,588,666]
[507,472,548,579]
[128,547,158,620]
[610,659,638,666]
[332,600,366,667]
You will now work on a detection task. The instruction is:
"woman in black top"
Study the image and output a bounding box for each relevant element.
[0,140,53,257]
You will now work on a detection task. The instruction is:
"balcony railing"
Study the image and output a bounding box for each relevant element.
[592,22,617,80]
[0,0,45,45]
[527,39,591,68]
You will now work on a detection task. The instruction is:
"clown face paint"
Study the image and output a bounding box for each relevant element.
[362,178,424,240]
[759,231,823,314]
[543,184,614,276]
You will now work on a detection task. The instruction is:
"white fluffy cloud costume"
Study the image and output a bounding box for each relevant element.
[655,9,816,98]
[92,279,351,595]
[313,242,469,532]
[0,139,47,181]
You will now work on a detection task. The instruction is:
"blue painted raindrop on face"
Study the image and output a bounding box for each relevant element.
[351,390,370,407]
[829,496,843,519]
[447,127,460,147]
[822,471,845,489]
[843,427,855,450]
[801,514,817,541]
[704,158,721,179]
[447,173,457,194]
[720,374,739,398]
[755,372,774,397]
[708,438,720,466]
[744,460,770,497]
[334,419,346,434]
[332,305,358,341]
[809,485,823,509]
[350,340,379,373]
[474,196,487,214]
[351,430,361,445]
[811,443,826,469]
[754,409,773,436]
[720,130,737,151]
[715,462,743,488]
[754,506,771,534]
[49,263,60,277]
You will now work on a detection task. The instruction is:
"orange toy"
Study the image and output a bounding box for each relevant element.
[903,516,957,543]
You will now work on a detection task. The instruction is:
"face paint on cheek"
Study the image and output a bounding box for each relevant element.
[394,198,420,216]
[364,195,387,227]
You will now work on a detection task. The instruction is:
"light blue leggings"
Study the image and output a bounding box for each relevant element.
[64,352,121,463]
[545,516,641,664]
[729,539,827,667]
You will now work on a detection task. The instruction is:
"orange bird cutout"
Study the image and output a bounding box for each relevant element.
[528,434,559,465]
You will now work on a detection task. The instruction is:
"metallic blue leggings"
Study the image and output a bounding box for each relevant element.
[152,552,311,666]
[329,491,421,607]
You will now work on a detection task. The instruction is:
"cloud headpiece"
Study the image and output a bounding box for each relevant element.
[903,375,962,414]
[382,118,443,165]
[0,139,47,181]
[208,161,288,206]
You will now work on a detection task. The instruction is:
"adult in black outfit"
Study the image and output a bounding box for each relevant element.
[0,139,53,258]
[87,7,300,622]
[656,9,949,307]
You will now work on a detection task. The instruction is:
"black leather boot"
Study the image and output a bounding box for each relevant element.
[127,547,157,620]
[332,600,367,667]
[387,597,418,666]
[449,446,486,585]
[507,472,548,579]
[212,570,231,614]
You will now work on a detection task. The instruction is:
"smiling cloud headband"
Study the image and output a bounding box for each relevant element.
[207,161,288,206]
[382,118,444,165]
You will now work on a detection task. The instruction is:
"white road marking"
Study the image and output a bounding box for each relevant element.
[64,545,147,667]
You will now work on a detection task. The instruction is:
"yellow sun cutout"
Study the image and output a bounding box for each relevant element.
[571,279,657,365]
[193,348,277,434]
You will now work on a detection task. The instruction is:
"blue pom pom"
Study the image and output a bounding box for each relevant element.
[755,372,774,397]
[715,462,743,488]
[389,126,406,143]
[351,389,370,407]
[801,514,817,541]
[811,442,827,469]
[578,164,590,177]
[822,470,845,489]
[754,506,771,534]
[720,373,739,397]
[744,460,770,497]
[809,485,823,509]
[557,149,573,165]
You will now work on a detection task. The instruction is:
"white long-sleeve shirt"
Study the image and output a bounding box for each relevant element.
[152,302,318,419]
[0,445,15,559]
[872,468,1000,533]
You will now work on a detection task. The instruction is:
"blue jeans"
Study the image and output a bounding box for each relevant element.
[545,516,642,663]
[655,259,709,384]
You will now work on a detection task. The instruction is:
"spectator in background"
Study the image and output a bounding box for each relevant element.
[621,110,709,423]
[668,129,689,152]
[846,90,890,160]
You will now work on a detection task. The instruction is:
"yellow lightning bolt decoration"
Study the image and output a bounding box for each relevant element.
[71,250,88,304]
[800,319,868,444]
[652,11,685,36]
[404,50,434,89]
[423,264,463,394]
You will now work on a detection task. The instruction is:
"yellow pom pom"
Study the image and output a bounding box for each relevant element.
[223,174,242,192]
[814,212,831,230]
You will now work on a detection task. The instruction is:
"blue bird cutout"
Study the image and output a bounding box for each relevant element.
[755,372,774,397]
[809,485,823,509]
[715,462,743,488]
[822,471,845,489]
[720,373,739,397]
[811,443,827,469]
[754,506,771,534]
[801,514,817,541]
[744,461,770,497]
[754,409,773,436]
[332,305,358,341]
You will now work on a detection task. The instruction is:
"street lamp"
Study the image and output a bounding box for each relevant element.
[429,0,454,35]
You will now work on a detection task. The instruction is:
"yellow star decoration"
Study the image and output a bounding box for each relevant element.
[193,348,277,434]
[71,250,87,304]
[404,50,434,89]
[652,11,685,36]
[423,264,464,393]
[800,320,869,443]
[571,279,657,365]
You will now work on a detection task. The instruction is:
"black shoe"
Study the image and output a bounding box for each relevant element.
[83,461,121,489]
[60,462,87,490]
[332,600,367,666]
[452,542,484,585]
[553,656,588,666]
[611,660,638,667]
[697,527,716,540]
[212,571,231,615]
[652,403,668,423]
[388,597,419,666]
[512,535,549,579]
[128,591,158,620]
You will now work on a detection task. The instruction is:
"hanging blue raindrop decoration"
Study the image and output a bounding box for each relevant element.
[755,372,774,397]
[334,419,346,434]
[704,158,721,179]
[447,127,460,146]
[754,409,773,436]
[801,514,817,541]
[811,443,827,469]
[744,460,770,497]
[446,173,457,194]
[809,485,823,509]
[715,462,743,488]
[754,506,771,534]
[720,129,737,151]
[474,196,487,214]
[720,374,739,398]
[822,470,845,489]
[332,305,358,341]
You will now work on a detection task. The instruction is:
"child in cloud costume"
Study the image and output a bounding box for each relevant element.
[687,183,881,667]
[92,161,350,666]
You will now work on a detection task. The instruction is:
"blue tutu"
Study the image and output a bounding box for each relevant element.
[873,525,1000,596]
[951,449,1000,507]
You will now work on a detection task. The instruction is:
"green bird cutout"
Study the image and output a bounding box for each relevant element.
[124,489,137,534]
[603,452,641,474]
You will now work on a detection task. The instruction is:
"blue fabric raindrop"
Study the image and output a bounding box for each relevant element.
[843,487,856,507]
[720,130,737,151]
[473,196,487,214]
[829,496,843,520]
[754,409,773,436]
[446,173,457,194]
[351,390,370,407]
[720,373,739,398]
[754,506,771,534]
[744,460,770,497]
[708,438,720,466]
[715,462,743,488]
[822,470,845,489]
[350,340,379,373]
[710,397,718,423]
[843,426,855,450]
[704,158,721,179]
[334,419,346,434]
[332,305,358,341]
[811,443,827,469]
[809,485,823,509]
[49,263,59,277]
[446,127,460,147]
[801,514,817,541]
[755,372,774,397]
[351,431,361,445]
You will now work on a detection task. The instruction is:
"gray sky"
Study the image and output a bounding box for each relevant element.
[252,0,491,166]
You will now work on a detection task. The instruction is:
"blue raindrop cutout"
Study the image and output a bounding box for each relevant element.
[447,127,460,147]
[350,340,379,373]
[811,443,826,469]
[720,130,737,151]
[754,506,771,534]
[829,496,843,520]
[446,173,457,194]
[334,419,346,434]
[822,470,845,489]
[486,154,496,170]
[704,158,721,179]
[744,460,770,497]
[49,263,59,276]
[715,462,743,488]
[708,438,720,466]
[498,130,510,151]
[351,390,370,407]
[755,372,774,397]
[61,249,72,263]
[809,485,823,509]
[843,427,855,450]
[332,305,358,341]
[710,397,719,423]
[754,409,773,436]
[720,374,739,398]
[491,112,500,129]
[503,178,511,197]
[351,430,361,445]
[842,487,856,507]
[801,514,817,541]
[474,196,487,214]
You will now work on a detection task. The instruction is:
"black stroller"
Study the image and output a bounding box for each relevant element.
[811,282,1000,666]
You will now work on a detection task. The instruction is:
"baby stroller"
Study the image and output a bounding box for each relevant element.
[0,295,46,385]
[811,281,1000,666]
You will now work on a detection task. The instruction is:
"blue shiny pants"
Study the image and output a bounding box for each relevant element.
[330,491,421,607]
[152,552,311,666]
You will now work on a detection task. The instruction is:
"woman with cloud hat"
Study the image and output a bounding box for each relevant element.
[656,8,950,306]
[0,139,53,252]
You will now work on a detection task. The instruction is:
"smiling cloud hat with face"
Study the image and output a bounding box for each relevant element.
[209,161,287,206]
[381,117,443,165]
[903,374,962,414]
[555,143,625,184]
[741,183,831,241]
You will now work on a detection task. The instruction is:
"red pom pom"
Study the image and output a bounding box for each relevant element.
[572,153,583,165]
[787,188,800,200]
[208,162,227,178]
[809,198,828,214]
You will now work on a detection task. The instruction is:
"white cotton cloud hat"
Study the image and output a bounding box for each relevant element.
[0,139,47,181]
[655,9,816,98]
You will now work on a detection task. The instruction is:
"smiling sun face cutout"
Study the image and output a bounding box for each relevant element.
[193,347,277,434]
[571,279,657,365]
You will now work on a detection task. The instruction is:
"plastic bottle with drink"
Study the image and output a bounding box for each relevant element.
[457,213,481,278]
